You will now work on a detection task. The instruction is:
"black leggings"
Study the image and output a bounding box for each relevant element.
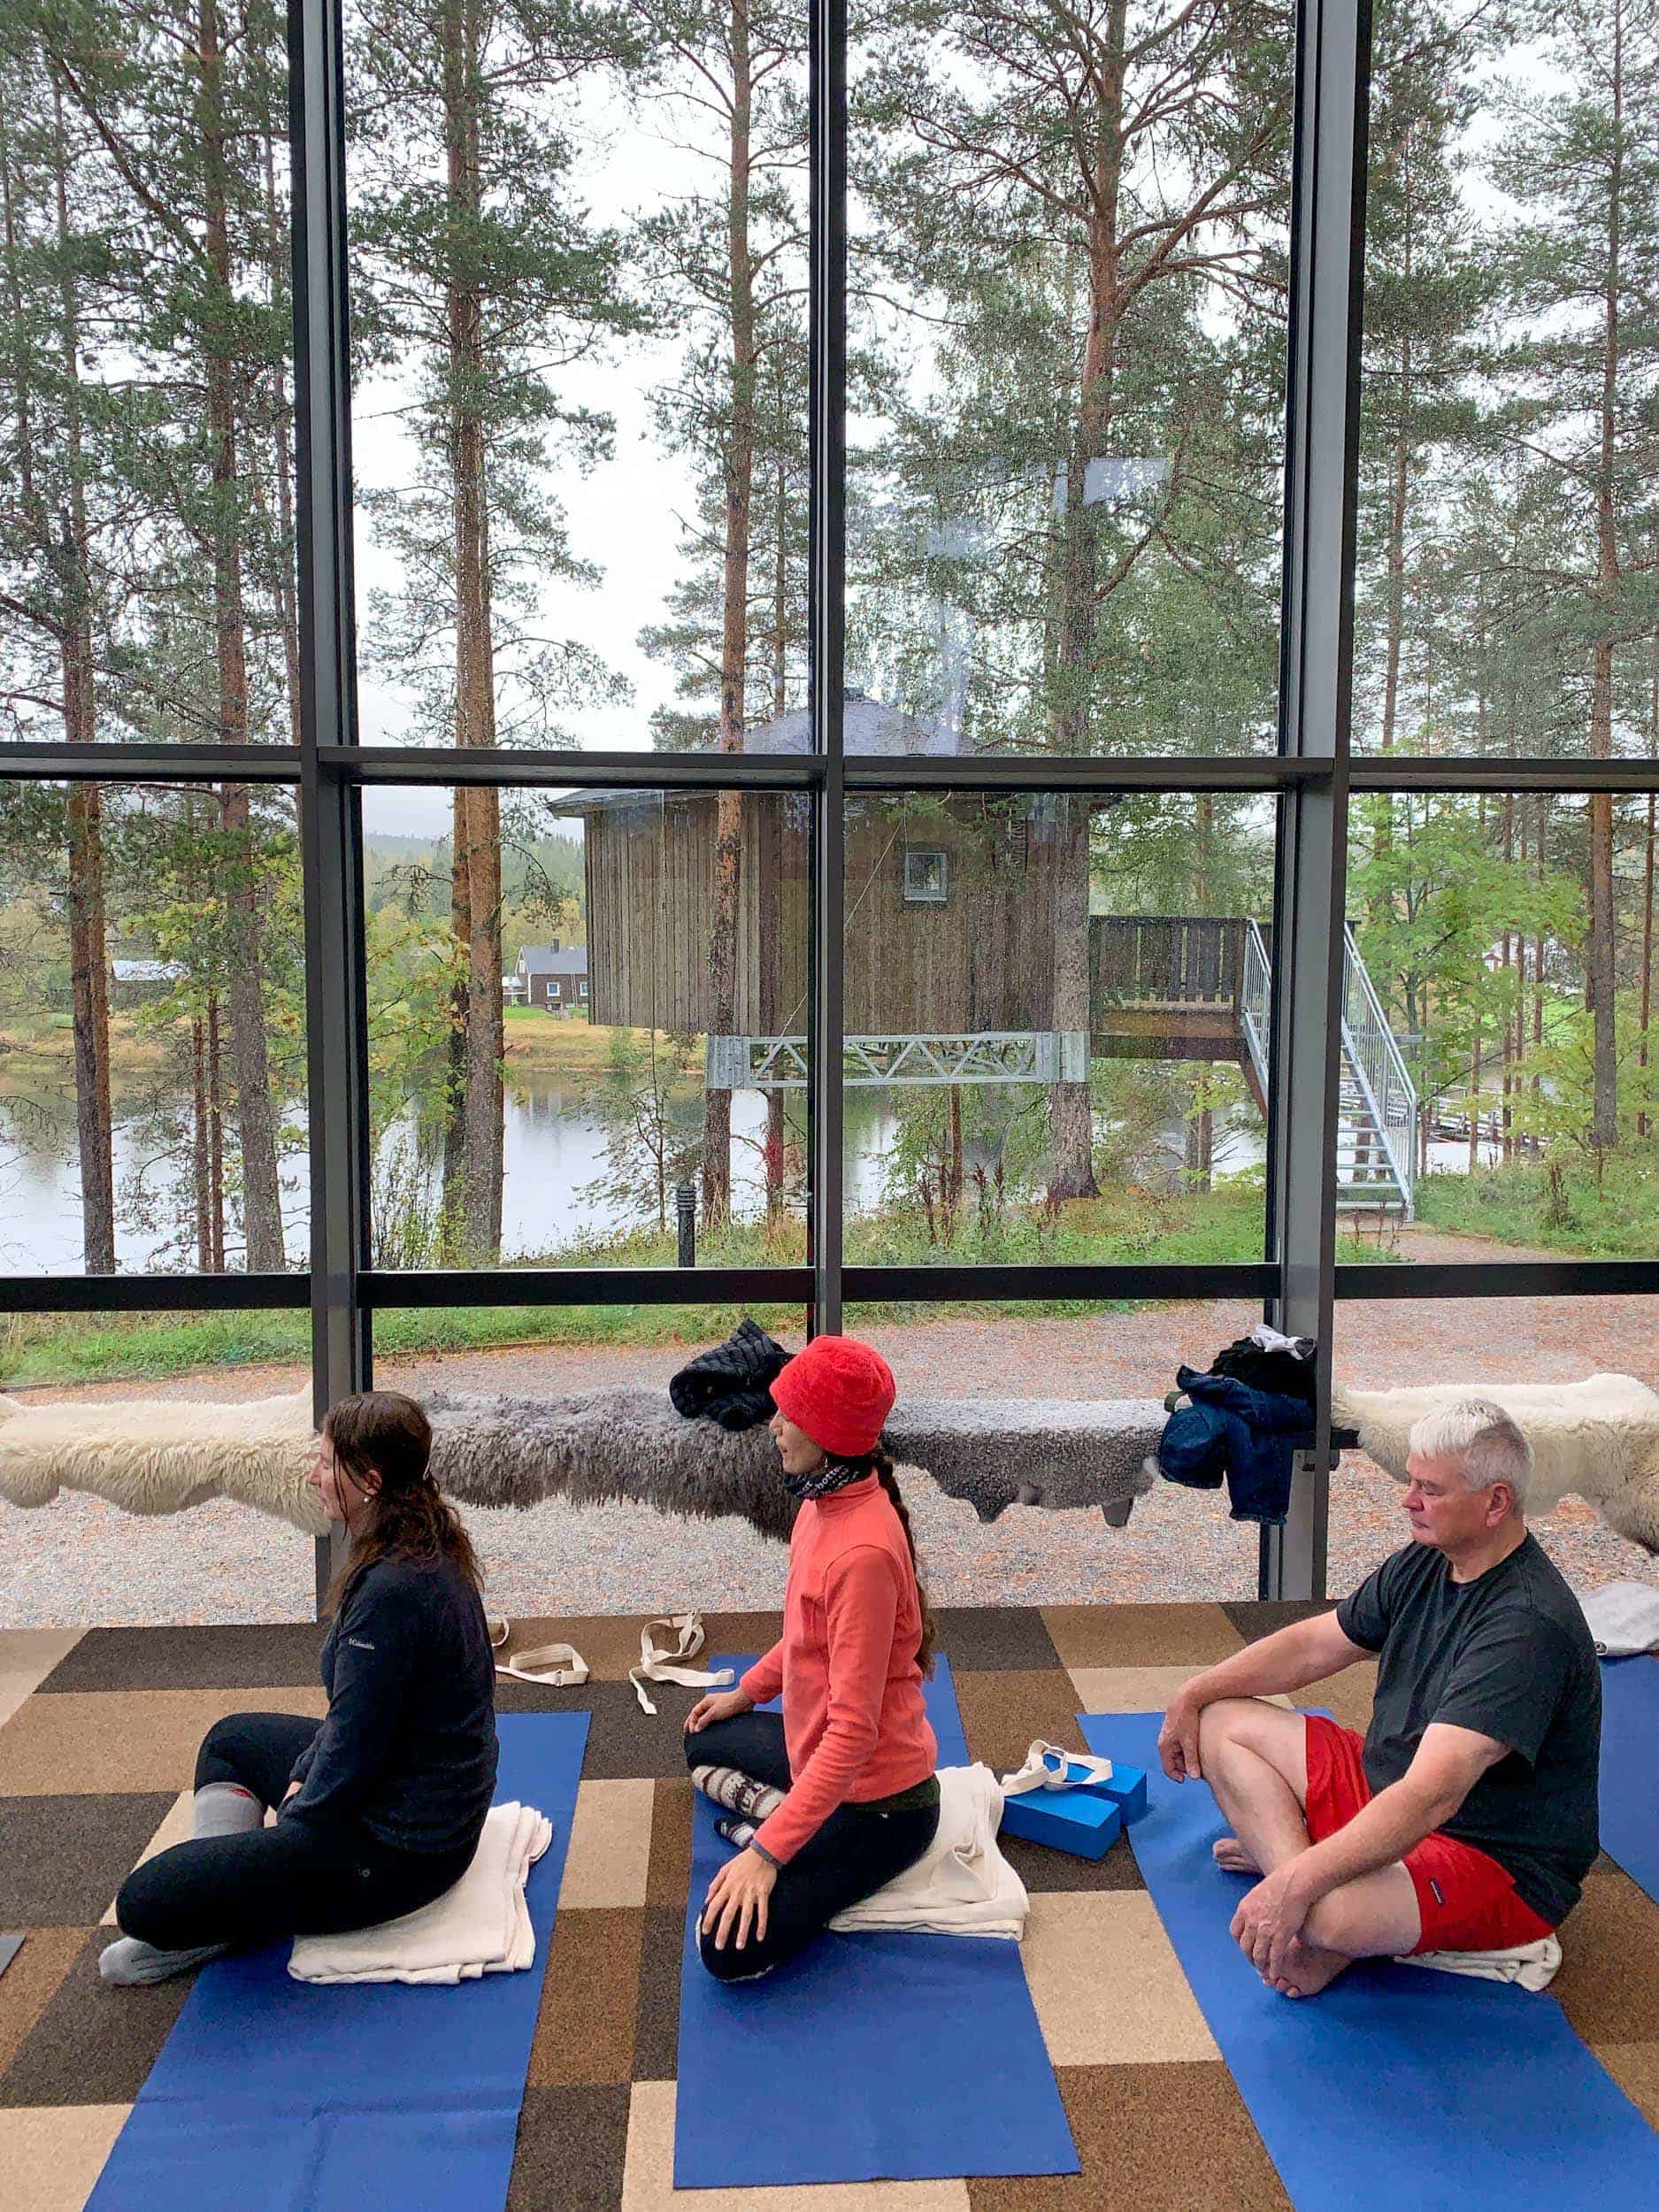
[685,1712,939,1982]
[116,1711,475,1955]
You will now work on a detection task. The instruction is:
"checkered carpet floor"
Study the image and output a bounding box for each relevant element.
[4,1603,1659,2212]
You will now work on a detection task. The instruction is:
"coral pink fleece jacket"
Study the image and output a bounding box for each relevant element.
[740,1474,937,1866]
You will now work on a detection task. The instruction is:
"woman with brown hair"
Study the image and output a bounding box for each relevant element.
[101,1391,498,1985]
[683,1335,941,1981]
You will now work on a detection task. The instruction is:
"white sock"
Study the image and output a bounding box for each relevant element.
[99,1936,229,1986]
[193,1782,264,1839]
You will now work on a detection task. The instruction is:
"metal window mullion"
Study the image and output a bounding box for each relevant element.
[1261,0,1371,1603]
[291,0,366,1609]
[809,0,847,1338]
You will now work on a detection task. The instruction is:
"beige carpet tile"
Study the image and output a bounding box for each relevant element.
[1041,1604,1243,1671]
[3,1793,179,1927]
[1020,1892,1218,2068]
[0,1632,85,1729]
[0,2102,131,2212]
[951,1670,1090,1785]
[1291,1662,1378,1735]
[526,1909,642,2088]
[34,1625,318,1695]
[1066,1665,1294,1715]
[646,1779,695,1911]
[1596,2043,1659,2134]
[968,2062,1291,2212]
[0,1930,85,2085]
[0,1688,326,1797]
[509,2085,634,2212]
[620,2081,972,2212]
[0,1932,188,2109]
[99,1793,196,1927]
[560,1780,656,1911]
[1553,1861,1659,2047]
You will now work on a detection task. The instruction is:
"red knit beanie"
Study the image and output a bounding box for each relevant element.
[770,1335,896,1459]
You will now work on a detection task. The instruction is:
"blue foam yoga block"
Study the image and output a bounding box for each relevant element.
[999,1788,1122,1860]
[1087,1762,1148,1823]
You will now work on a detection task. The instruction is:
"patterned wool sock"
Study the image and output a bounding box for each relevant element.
[691,1765,784,1822]
[99,1937,230,1986]
[715,1815,757,1850]
[193,1781,264,1839]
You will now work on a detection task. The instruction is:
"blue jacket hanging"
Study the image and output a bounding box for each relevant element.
[1156,1365,1314,1524]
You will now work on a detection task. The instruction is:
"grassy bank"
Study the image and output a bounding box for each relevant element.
[1415,1151,1659,1260]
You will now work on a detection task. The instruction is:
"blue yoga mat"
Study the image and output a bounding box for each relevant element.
[1079,1711,1659,2212]
[1599,1655,1659,1909]
[88,1712,590,2212]
[673,1654,1078,2188]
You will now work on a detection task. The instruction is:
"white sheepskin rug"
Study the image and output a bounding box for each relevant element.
[0,1386,325,1534]
[1333,1372,1659,1555]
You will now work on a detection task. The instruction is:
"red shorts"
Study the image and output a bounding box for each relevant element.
[1302,1716,1555,1955]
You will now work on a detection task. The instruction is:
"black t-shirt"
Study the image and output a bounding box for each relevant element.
[288,1555,499,1856]
[1335,1533,1601,1925]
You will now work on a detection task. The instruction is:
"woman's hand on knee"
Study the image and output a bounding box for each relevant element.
[685,1687,754,1735]
[702,1846,777,1953]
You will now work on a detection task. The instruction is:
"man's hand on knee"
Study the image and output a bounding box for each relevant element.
[1157,1692,1204,1783]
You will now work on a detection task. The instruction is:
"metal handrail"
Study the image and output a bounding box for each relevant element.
[1240,918,1271,1104]
[1340,925,1417,1217]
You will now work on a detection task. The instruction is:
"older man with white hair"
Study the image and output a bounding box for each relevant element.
[1156,1397,1601,1999]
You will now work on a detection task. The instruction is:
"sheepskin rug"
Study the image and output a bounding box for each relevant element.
[0,1387,326,1534]
[1333,1372,1659,1554]
[0,1382,1162,1539]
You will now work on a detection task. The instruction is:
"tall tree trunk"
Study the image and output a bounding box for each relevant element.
[1045,0,1126,1200]
[199,0,285,1267]
[49,81,115,1271]
[261,116,302,749]
[1640,789,1655,1139]
[208,990,227,1271]
[444,0,503,1259]
[441,795,470,1249]
[1586,0,1625,1152]
[702,0,757,1232]
[193,1010,211,1269]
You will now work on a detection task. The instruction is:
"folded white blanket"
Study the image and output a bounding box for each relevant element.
[1395,1935,1562,1992]
[828,1764,1028,1940]
[288,1801,552,1986]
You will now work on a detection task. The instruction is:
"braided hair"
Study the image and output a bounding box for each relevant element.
[836,1440,937,1678]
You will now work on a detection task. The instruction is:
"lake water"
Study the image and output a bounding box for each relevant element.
[2,1071,1465,1277]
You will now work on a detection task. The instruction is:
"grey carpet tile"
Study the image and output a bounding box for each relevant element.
[933,1609,1064,1673]
[0,1929,189,2108]
[631,1907,684,2084]
[491,1681,702,1780]
[508,2085,632,2212]
[1222,1601,1328,1640]
[0,1793,178,1926]
[1001,1828,1148,1895]
[36,1624,324,1695]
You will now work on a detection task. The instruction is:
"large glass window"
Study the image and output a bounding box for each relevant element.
[843,792,1277,1263]
[847,0,1295,757]
[1356,0,1659,759]
[1346,789,1659,1256]
[0,780,305,1274]
[0,4,298,751]
[344,0,809,754]
[363,783,810,1265]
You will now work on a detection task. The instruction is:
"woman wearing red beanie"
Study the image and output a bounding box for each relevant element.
[683,1333,941,1979]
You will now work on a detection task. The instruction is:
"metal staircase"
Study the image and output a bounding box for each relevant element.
[1241,921,1416,1220]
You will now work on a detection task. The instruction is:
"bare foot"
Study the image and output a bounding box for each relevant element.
[1268,1936,1351,2000]
[1212,1836,1262,1875]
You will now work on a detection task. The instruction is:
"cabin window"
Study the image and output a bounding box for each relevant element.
[903,847,949,904]
[549,979,561,999]
[579,979,589,999]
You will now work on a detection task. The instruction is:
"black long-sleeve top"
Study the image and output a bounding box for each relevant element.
[285,1553,498,1856]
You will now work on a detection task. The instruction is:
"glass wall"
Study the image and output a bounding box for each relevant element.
[3,0,1657,1619]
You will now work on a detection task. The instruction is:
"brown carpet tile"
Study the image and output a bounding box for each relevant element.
[2,1606,1656,2212]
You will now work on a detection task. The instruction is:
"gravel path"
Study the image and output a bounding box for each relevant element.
[3,1233,1655,1628]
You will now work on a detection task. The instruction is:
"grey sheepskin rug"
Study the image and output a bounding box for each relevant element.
[425,1387,1163,1540]
[0,1381,1159,1540]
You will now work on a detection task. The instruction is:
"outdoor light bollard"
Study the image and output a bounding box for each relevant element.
[677,1182,696,1269]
